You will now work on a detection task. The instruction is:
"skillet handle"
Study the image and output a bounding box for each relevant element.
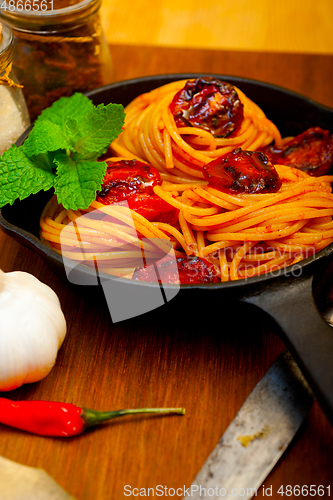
[240,274,333,426]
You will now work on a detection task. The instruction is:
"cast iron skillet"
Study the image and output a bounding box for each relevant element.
[1,74,333,426]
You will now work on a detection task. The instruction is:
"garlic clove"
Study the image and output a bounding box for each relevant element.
[0,270,67,391]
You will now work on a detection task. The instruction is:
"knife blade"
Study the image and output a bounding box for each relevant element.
[184,350,315,500]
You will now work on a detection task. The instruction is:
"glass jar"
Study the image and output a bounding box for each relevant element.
[0,0,114,121]
[0,21,30,155]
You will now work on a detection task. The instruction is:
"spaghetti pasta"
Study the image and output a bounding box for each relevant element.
[40,165,333,281]
[39,78,333,282]
[111,79,282,180]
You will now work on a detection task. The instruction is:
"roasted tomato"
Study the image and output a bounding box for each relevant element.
[97,159,179,225]
[169,77,244,138]
[203,148,281,194]
[262,127,333,176]
[133,256,219,284]
[97,159,160,201]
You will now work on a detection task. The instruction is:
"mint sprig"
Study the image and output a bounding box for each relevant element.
[0,146,55,207]
[54,155,108,211]
[0,93,125,210]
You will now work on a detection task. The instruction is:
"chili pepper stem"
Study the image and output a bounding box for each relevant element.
[81,407,185,430]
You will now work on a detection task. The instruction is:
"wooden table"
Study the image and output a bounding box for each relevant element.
[0,45,332,499]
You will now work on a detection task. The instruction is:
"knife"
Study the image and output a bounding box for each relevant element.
[184,349,315,500]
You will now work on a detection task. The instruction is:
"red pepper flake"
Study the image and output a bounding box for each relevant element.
[10,11,113,121]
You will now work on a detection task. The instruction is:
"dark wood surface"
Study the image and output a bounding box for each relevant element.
[0,44,332,499]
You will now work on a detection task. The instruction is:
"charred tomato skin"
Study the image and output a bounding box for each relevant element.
[262,127,333,177]
[203,148,282,194]
[97,159,179,224]
[133,256,219,284]
[97,158,161,202]
[169,77,244,138]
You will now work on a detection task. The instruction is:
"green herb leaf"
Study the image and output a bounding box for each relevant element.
[54,153,107,210]
[22,120,74,157]
[37,93,94,141]
[28,151,62,172]
[0,93,125,210]
[0,145,55,207]
[68,103,125,155]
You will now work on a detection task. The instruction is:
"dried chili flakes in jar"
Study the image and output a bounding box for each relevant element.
[0,0,114,121]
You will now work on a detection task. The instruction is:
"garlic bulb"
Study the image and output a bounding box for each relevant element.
[0,269,67,391]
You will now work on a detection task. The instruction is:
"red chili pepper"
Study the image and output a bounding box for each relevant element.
[0,398,185,437]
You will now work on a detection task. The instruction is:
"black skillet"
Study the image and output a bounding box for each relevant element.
[1,74,333,425]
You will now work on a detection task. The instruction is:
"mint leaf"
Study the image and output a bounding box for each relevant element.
[68,103,125,155]
[28,151,60,172]
[22,120,74,157]
[54,153,107,210]
[0,93,125,210]
[37,93,94,140]
[72,149,109,162]
[0,145,55,207]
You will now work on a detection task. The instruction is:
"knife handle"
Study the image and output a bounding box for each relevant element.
[240,273,333,426]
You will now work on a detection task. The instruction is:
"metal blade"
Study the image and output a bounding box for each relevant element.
[184,350,315,500]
